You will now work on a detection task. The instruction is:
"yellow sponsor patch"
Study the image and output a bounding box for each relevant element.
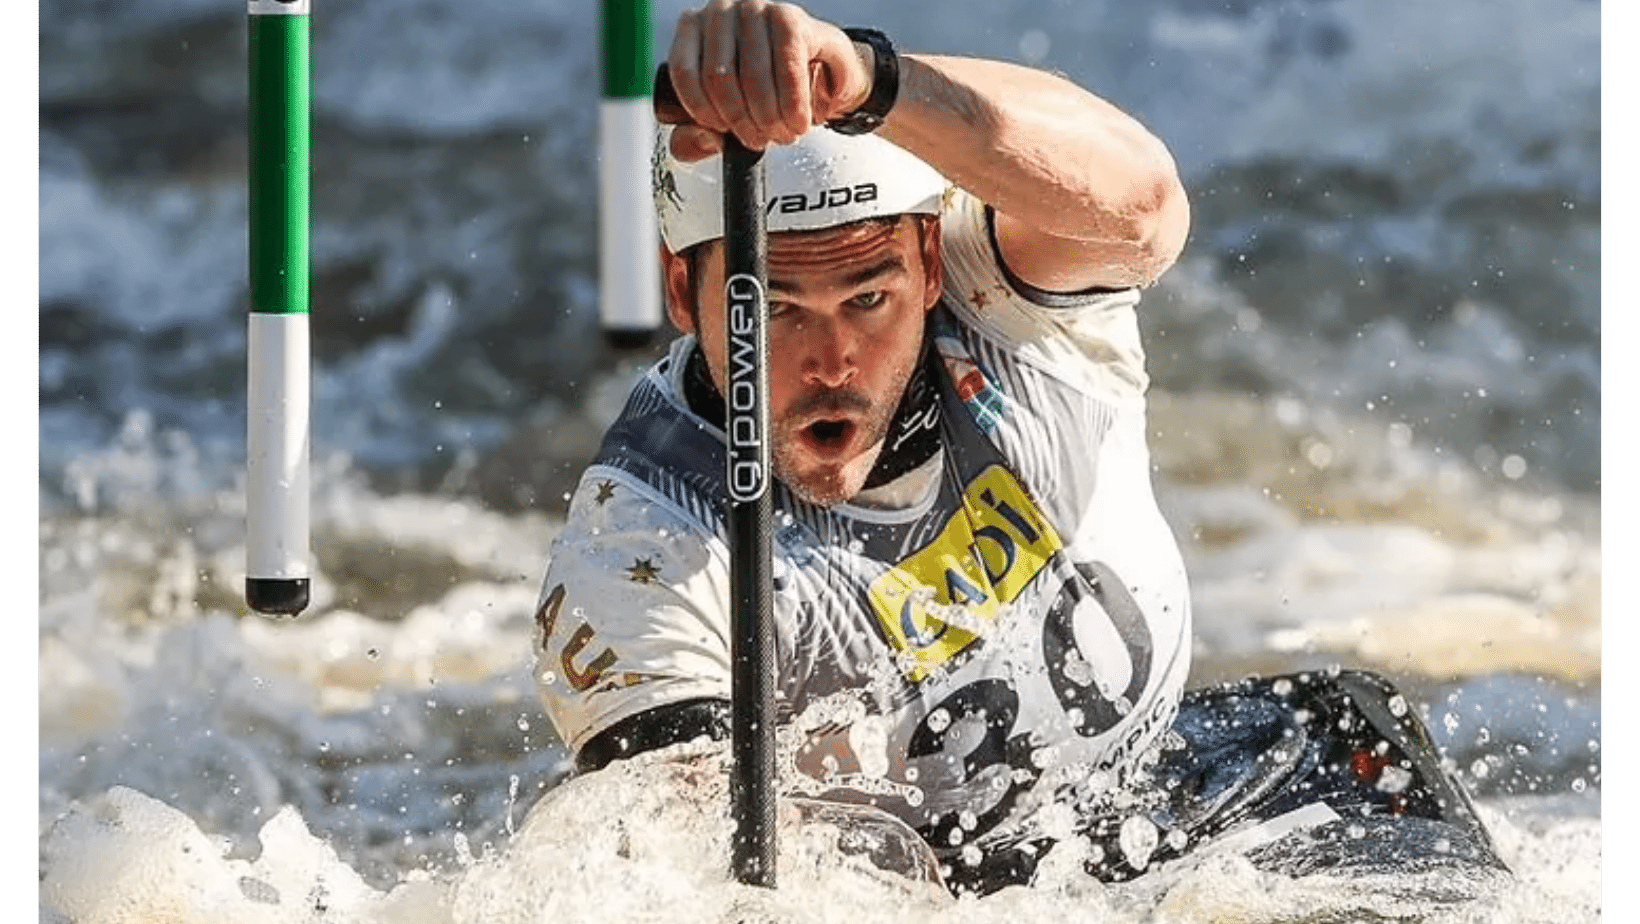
[868,465,1062,681]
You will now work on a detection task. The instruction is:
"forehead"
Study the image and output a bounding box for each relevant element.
[768,217,909,266]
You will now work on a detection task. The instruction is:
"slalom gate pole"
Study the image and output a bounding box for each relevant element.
[651,63,779,888]
[246,0,312,617]
[600,0,664,348]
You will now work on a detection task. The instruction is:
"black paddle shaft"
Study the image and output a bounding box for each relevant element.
[655,63,780,888]
[723,134,778,890]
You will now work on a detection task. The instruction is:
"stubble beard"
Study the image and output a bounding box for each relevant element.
[770,361,918,508]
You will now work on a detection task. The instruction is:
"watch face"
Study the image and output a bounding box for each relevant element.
[827,112,882,135]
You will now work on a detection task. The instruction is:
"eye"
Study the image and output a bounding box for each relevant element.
[768,300,795,318]
[850,290,887,309]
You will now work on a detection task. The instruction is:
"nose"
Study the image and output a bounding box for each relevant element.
[797,316,859,390]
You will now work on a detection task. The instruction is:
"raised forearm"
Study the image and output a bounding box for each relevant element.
[655,2,1190,289]
[882,54,1189,288]
[885,56,1180,244]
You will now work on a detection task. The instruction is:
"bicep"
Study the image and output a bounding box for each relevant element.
[992,197,1188,292]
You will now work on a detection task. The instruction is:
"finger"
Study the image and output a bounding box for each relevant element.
[666,6,724,132]
[652,65,691,126]
[699,1,759,147]
[806,21,871,124]
[765,3,811,140]
[734,3,792,145]
[669,124,723,163]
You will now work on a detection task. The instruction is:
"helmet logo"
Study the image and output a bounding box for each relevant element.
[651,143,683,211]
[767,182,878,217]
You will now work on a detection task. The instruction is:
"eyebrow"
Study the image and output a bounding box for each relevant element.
[768,255,907,296]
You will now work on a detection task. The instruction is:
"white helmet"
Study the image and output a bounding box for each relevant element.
[651,124,949,253]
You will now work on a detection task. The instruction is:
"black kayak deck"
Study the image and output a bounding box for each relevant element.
[945,669,1508,896]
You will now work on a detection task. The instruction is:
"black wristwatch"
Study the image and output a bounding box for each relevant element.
[826,27,900,136]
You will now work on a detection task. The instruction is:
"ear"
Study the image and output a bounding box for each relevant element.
[661,242,696,334]
[918,216,943,311]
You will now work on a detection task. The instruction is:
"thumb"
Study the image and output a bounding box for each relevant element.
[668,125,726,163]
[806,29,872,124]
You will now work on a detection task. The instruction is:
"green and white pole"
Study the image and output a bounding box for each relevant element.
[246,0,311,616]
[600,0,664,347]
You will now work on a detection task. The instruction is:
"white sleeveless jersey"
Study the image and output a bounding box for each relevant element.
[533,189,1192,856]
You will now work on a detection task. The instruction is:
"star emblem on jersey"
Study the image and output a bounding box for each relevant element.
[593,480,617,505]
[626,557,661,584]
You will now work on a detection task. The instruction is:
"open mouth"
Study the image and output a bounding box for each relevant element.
[804,419,854,451]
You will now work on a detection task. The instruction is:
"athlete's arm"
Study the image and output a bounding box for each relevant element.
[575,697,731,773]
[659,1,1189,292]
[882,55,1190,293]
[533,468,740,772]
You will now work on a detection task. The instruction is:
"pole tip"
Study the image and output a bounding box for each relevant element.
[246,577,311,616]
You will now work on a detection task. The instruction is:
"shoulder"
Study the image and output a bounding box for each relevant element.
[548,466,723,590]
[536,467,733,751]
[939,187,1142,314]
[934,189,1149,401]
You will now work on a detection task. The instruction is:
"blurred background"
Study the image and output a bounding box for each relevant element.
[38,0,1601,914]
[39,0,1600,505]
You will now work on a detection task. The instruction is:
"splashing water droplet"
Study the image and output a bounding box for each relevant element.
[1118,816,1159,871]
[1377,765,1413,794]
[506,774,520,837]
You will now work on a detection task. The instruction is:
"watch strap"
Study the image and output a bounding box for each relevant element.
[826,27,899,136]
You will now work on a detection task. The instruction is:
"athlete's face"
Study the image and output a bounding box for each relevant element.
[665,215,943,507]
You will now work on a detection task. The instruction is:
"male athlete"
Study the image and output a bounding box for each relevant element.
[534,0,1503,894]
